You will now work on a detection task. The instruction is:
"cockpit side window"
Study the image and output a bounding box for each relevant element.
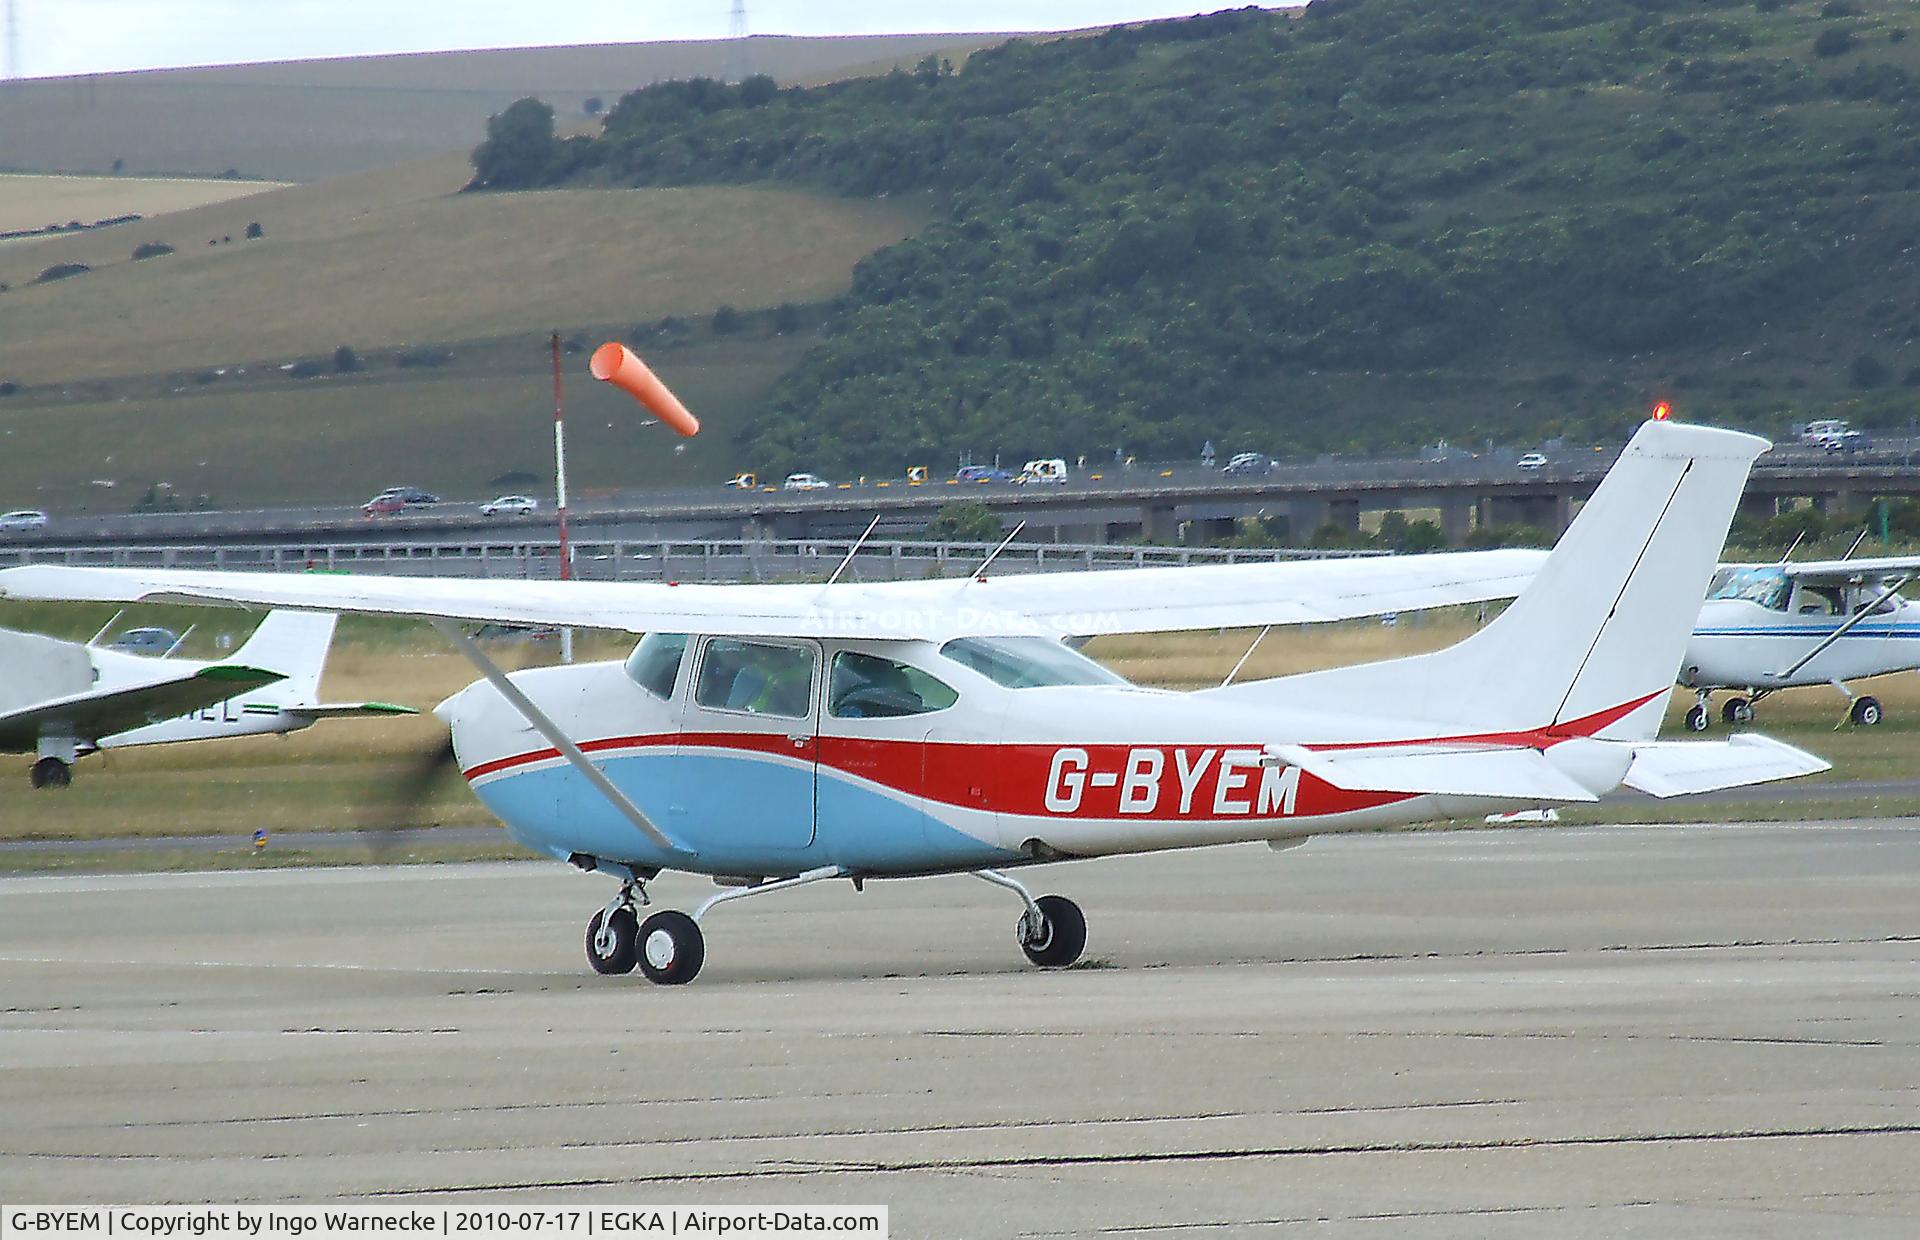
[1708,567,1790,611]
[695,638,816,718]
[624,633,688,699]
[830,651,958,718]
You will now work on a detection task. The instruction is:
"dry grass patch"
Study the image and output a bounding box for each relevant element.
[0,174,287,236]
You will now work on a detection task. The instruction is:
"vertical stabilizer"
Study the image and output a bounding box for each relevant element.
[1212,421,1768,740]
[230,611,338,703]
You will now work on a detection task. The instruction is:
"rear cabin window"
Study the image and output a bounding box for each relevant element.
[624,633,687,699]
[938,636,1128,688]
[696,639,815,718]
[829,652,958,718]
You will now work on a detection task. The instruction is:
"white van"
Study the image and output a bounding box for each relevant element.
[1017,458,1068,485]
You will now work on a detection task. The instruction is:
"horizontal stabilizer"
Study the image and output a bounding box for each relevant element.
[282,701,417,721]
[0,664,285,750]
[1263,743,1600,803]
[1621,734,1830,798]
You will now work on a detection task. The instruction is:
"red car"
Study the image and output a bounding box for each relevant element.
[361,495,406,517]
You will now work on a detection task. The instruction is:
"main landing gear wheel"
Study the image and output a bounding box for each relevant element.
[1683,704,1710,733]
[1850,695,1883,727]
[1722,697,1754,726]
[1018,894,1087,969]
[585,908,638,975]
[29,757,71,789]
[638,910,704,985]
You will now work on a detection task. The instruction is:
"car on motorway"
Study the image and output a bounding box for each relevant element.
[0,509,48,532]
[480,494,538,516]
[361,494,406,517]
[955,465,1014,484]
[377,486,440,506]
[104,626,182,656]
[723,473,759,489]
[1516,452,1549,470]
[783,472,831,491]
[1220,452,1273,477]
[1016,458,1069,485]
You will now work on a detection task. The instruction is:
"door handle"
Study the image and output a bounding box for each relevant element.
[786,733,810,749]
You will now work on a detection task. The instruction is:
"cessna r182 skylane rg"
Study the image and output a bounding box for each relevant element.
[0,610,410,787]
[0,421,1827,983]
[1681,553,1920,731]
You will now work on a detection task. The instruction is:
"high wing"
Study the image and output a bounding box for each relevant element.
[1756,554,1920,583]
[0,550,1546,640]
[0,664,285,750]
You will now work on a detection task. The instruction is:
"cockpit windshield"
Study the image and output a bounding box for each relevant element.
[939,637,1129,689]
[1707,567,1790,611]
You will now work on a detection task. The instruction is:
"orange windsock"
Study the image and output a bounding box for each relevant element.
[589,342,700,437]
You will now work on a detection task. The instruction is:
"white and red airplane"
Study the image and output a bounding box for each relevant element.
[0,420,1825,983]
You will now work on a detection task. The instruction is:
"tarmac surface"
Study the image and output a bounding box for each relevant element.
[3,822,1918,1236]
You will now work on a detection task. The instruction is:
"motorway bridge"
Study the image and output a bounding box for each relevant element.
[6,437,1920,553]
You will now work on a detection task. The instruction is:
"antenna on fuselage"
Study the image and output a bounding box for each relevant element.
[967,520,1027,581]
[822,513,883,589]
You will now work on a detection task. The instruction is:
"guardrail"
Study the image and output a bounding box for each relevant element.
[0,537,1385,583]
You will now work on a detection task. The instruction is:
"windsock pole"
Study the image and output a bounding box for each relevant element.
[551,333,574,664]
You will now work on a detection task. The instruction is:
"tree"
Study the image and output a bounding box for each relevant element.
[583,96,604,116]
[470,97,560,189]
[925,501,1005,542]
[712,305,744,335]
[1849,353,1888,388]
[333,344,364,373]
[1813,26,1855,57]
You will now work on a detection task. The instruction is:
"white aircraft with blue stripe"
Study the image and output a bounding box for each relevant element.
[1681,555,1920,730]
[0,420,1828,984]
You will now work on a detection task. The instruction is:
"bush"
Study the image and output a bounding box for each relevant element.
[0,380,18,397]
[244,221,263,240]
[333,344,363,373]
[1903,367,1920,388]
[34,262,89,283]
[131,241,174,260]
[772,302,803,333]
[1814,26,1856,57]
[583,96,604,116]
[1849,353,1889,388]
[711,305,743,335]
[925,501,1005,542]
[469,97,560,189]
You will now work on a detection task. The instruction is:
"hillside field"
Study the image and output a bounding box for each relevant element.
[0,173,287,238]
[0,34,1011,181]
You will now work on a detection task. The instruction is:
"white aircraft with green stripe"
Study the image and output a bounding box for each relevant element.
[0,610,411,788]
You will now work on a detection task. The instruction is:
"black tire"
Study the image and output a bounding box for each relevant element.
[1851,695,1883,727]
[585,907,638,975]
[1684,705,1710,733]
[1722,697,1753,725]
[1019,894,1087,968]
[29,758,71,790]
[637,910,704,985]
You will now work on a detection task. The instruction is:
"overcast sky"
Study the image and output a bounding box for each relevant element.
[10,2,1284,80]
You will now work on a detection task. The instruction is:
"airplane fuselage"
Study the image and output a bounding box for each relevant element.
[440,637,1638,880]
[1684,596,1920,691]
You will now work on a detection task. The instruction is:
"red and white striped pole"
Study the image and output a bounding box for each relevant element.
[551,333,574,663]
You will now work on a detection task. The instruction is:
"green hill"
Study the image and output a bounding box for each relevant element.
[499,0,1920,472]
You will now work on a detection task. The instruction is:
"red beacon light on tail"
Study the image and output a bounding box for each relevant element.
[589,343,701,438]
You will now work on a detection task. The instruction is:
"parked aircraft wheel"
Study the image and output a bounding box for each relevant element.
[1723,698,1754,725]
[1683,705,1710,733]
[1851,696,1883,727]
[1018,895,1087,969]
[585,908,638,975]
[637,910,704,985]
[28,758,71,790]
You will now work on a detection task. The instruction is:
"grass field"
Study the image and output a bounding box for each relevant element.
[0,173,288,237]
[2,612,1915,870]
[0,34,1012,182]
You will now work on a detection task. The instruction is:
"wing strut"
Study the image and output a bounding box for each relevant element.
[432,619,683,854]
[1776,573,1915,680]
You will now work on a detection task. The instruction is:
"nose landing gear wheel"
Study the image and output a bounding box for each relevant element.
[638,910,705,985]
[1683,704,1710,733]
[28,757,71,789]
[585,908,638,975]
[1851,695,1883,726]
[1018,894,1087,969]
[1722,697,1754,725]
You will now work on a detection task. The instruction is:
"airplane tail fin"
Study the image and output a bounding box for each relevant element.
[1214,420,1768,741]
[230,610,338,703]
